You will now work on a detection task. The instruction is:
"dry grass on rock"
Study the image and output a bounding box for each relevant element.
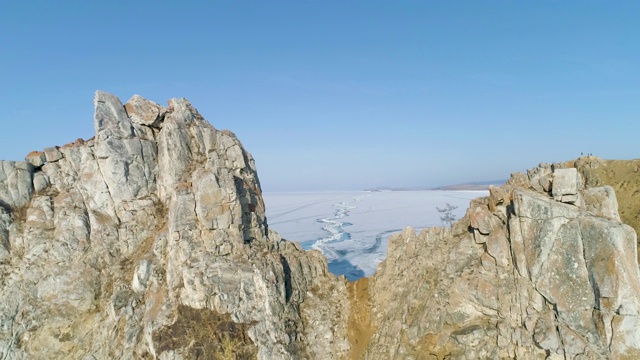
[153,305,257,360]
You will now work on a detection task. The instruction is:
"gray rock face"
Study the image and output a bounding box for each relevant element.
[552,167,581,203]
[364,165,640,359]
[0,92,349,360]
[0,161,34,208]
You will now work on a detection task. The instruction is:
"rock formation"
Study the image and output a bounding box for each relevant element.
[0,92,349,359]
[357,165,640,359]
[1,92,639,359]
[562,156,640,260]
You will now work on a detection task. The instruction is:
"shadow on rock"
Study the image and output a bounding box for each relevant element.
[328,259,365,281]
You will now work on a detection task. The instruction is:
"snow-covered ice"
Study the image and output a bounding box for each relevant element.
[264,190,488,280]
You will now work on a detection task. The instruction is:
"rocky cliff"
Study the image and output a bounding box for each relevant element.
[0,92,349,359]
[356,165,640,359]
[1,92,639,359]
[561,156,640,260]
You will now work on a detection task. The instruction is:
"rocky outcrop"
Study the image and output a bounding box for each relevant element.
[0,92,349,359]
[360,163,640,359]
[561,156,640,260]
[2,92,639,359]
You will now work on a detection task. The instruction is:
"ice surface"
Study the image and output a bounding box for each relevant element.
[264,190,488,280]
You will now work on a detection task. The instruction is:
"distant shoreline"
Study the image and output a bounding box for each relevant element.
[264,189,490,195]
[364,180,506,192]
[363,188,491,192]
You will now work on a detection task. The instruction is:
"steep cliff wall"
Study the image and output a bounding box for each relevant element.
[0,92,349,359]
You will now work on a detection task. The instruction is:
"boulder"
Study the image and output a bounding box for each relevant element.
[124,94,167,128]
[25,151,46,167]
[43,146,63,162]
[552,167,581,203]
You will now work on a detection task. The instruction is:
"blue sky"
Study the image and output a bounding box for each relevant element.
[1,1,639,191]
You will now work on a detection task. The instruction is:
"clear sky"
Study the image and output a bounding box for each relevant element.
[1,1,639,191]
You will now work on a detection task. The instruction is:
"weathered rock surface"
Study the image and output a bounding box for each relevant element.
[0,92,349,359]
[359,163,640,359]
[2,92,639,359]
[562,156,640,260]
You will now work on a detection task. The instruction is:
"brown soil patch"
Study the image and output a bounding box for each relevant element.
[61,138,87,149]
[347,277,375,360]
[26,150,44,157]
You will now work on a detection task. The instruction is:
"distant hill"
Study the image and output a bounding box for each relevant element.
[432,180,506,191]
[364,180,506,192]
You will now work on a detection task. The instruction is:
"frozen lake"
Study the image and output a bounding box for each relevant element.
[263,190,488,280]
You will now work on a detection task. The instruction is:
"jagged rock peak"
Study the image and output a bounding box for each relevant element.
[0,92,350,359]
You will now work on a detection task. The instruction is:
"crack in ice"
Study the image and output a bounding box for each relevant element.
[312,202,355,259]
[311,194,370,259]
